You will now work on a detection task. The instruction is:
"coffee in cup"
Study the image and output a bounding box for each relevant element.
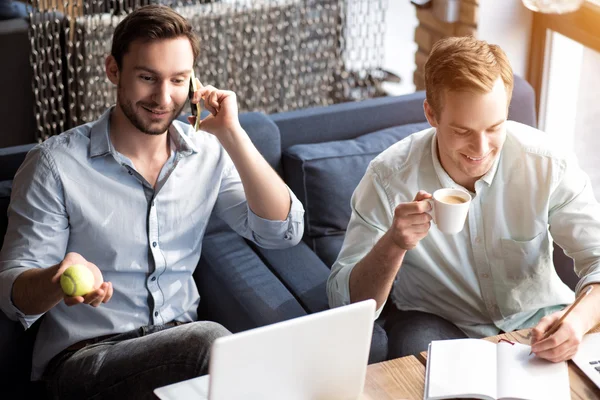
[427,188,472,234]
[438,195,467,205]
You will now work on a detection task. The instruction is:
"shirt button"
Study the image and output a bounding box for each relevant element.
[152,242,157,247]
[151,276,156,281]
[154,311,159,317]
[481,273,489,279]
[284,233,292,240]
[475,237,481,244]
[128,170,133,175]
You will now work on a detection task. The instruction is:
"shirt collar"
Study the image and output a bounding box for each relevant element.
[90,106,198,159]
[431,131,502,189]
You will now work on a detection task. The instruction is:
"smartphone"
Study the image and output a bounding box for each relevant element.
[188,70,201,130]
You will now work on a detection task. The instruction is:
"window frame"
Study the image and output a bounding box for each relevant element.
[527,1,600,119]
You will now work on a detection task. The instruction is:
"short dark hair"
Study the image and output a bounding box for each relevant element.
[111,5,200,69]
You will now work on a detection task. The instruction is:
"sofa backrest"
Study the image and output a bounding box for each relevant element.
[273,75,536,148]
[275,76,538,267]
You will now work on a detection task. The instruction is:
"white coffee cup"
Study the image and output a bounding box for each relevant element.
[427,188,472,234]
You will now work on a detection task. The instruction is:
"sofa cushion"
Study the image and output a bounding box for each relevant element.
[282,122,431,241]
[195,229,307,332]
[311,235,345,268]
[177,112,282,236]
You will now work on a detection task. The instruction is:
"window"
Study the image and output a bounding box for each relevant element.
[527,1,600,198]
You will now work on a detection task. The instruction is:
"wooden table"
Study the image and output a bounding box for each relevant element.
[361,327,600,400]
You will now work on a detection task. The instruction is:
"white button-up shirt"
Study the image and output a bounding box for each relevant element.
[328,121,600,338]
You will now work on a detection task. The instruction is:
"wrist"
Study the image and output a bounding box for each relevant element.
[217,124,248,148]
[381,231,408,258]
[50,262,67,295]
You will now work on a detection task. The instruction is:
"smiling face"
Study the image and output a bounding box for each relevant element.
[425,77,509,191]
[107,37,194,136]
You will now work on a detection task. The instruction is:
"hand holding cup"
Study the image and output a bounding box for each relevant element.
[389,191,434,250]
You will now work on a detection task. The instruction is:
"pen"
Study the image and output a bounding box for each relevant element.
[529,285,594,355]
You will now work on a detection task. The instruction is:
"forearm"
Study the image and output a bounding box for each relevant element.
[573,283,600,333]
[349,231,407,309]
[12,263,64,315]
[218,126,290,221]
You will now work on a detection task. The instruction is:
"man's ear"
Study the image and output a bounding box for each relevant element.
[423,99,438,128]
[105,55,120,85]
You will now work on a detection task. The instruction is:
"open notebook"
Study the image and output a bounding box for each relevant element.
[424,338,570,400]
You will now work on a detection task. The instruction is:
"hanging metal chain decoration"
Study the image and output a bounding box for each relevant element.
[28,0,388,142]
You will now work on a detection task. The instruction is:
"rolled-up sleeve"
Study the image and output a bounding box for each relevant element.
[549,153,600,296]
[0,146,69,328]
[246,186,304,248]
[214,158,304,249]
[327,165,392,319]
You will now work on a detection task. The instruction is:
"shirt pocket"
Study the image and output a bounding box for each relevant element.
[500,231,550,281]
[498,231,555,315]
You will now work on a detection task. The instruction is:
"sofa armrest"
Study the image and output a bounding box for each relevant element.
[250,240,331,314]
[195,227,307,333]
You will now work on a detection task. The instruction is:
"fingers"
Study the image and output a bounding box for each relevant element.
[190,81,216,116]
[531,321,582,362]
[64,282,113,308]
[413,190,433,202]
[391,193,434,250]
[64,296,84,307]
[536,343,578,363]
[531,329,569,355]
[103,282,114,303]
[85,285,107,308]
[198,85,220,116]
[53,252,87,283]
[395,197,432,217]
[198,85,234,116]
[531,313,563,344]
[191,77,203,103]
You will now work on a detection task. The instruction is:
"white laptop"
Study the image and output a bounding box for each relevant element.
[572,332,600,389]
[154,299,376,400]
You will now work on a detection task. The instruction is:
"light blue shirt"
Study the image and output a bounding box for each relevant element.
[328,121,600,338]
[0,108,304,380]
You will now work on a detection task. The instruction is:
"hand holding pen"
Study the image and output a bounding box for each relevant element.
[530,285,594,359]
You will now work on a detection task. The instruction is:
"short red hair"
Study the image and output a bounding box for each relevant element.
[424,36,514,119]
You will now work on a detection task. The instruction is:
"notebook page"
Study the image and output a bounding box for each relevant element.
[496,342,570,400]
[427,339,497,400]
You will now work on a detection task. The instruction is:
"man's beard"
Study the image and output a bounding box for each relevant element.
[117,84,185,136]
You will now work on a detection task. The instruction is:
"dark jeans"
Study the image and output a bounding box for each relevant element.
[384,308,468,359]
[42,321,230,400]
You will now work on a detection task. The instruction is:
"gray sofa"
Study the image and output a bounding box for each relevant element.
[0,75,577,397]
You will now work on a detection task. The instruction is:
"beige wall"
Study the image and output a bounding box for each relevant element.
[412,0,533,90]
